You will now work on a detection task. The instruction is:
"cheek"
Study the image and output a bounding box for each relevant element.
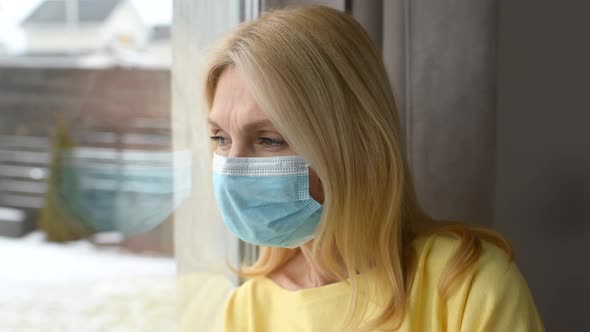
[308,169,325,204]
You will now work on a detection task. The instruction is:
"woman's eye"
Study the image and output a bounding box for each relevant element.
[258,137,286,147]
[210,136,229,146]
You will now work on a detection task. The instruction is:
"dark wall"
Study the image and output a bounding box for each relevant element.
[0,67,170,139]
[495,1,589,330]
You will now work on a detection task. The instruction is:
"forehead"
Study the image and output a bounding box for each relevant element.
[208,67,270,129]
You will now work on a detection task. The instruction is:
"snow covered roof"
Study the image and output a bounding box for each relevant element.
[22,0,122,25]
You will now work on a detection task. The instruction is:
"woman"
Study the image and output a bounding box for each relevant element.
[204,5,544,332]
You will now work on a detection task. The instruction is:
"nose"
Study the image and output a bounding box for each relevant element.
[227,142,255,158]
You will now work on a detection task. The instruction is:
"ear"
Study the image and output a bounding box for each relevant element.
[308,168,324,204]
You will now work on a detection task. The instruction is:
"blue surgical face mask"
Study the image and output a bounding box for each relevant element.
[212,153,323,248]
[57,148,192,235]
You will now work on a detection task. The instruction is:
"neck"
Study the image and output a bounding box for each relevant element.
[299,241,332,287]
[269,241,337,290]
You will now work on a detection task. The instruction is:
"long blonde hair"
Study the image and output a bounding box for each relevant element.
[204,6,511,331]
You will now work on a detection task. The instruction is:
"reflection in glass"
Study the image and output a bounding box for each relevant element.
[0,1,181,331]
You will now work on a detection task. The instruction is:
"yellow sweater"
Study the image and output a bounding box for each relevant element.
[224,235,545,331]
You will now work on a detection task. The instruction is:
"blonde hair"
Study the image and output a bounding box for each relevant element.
[204,6,512,331]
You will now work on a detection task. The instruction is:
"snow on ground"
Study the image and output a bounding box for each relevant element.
[0,232,177,332]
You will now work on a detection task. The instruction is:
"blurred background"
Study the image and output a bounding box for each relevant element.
[0,0,174,242]
[0,0,588,331]
[0,1,180,331]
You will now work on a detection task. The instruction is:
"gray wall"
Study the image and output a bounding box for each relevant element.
[494,1,589,330]
[382,0,499,227]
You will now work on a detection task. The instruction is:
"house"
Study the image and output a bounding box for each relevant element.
[21,0,147,55]
[144,24,171,66]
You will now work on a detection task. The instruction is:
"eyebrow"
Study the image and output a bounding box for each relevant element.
[206,118,276,131]
[207,118,220,128]
[243,119,275,130]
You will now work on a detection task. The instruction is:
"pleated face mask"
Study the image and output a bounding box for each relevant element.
[212,153,323,248]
